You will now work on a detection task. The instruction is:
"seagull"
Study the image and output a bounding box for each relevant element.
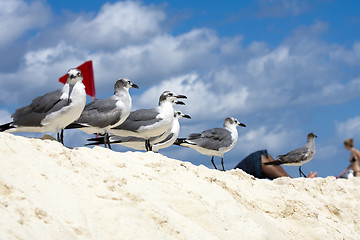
[109,91,187,151]
[86,110,191,152]
[65,78,138,148]
[0,68,86,144]
[174,117,246,171]
[263,132,317,177]
[153,111,191,152]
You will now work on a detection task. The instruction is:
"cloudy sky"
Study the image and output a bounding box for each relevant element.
[1,0,360,177]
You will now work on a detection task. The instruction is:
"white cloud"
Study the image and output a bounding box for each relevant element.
[91,28,219,90]
[336,116,360,139]
[59,1,165,49]
[0,0,51,47]
[329,42,360,66]
[135,73,249,121]
[3,18,360,123]
[0,42,88,104]
[246,46,290,77]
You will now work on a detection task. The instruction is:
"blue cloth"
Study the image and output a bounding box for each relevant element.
[233,150,268,179]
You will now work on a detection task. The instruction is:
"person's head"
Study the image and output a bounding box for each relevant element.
[344,138,354,150]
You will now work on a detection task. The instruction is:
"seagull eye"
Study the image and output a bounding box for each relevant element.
[77,72,81,76]
[168,93,173,96]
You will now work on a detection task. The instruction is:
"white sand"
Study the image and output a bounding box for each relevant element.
[0,132,359,240]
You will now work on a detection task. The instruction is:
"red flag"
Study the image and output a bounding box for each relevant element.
[59,61,96,99]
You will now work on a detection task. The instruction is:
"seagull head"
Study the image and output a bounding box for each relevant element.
[224,117,246,128]
[114,78,139,94]
[159,91,187,105]
[174,110,191,119]
[307,132,317,140]
[67,68,83,85]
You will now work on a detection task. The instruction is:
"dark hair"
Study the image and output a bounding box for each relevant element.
[344,138,354,148]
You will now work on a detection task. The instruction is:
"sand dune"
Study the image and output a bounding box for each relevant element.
[0,132,359,239]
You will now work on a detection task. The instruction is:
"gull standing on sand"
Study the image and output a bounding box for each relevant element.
[174,117,246,171]
[0,68,86,144]
[264,132,317,177]
[87,110,191,152]
[66,78,138,148]
[109,91,187,151]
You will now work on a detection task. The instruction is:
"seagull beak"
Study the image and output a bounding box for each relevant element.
[239,123,246,127]
[315,135,318,138]
[182,114,191,119]
[176,94,187,99]
[175,100,185,105]
[131,83,139,89]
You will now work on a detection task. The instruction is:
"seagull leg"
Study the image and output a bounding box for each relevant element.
[60,130,64,145]
[149,142,153,152]
[103,134,108,148]
[56,131,64,144]
[105,133,112,150]
[145,139,150,151]
[144,139,153,152]
[210,156,218,170]
[299,166,306,178]
[221,157,225,171]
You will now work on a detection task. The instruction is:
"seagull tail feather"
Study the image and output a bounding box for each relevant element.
[0,122,14,132]
[173,138,187,146]
[263,161,282,165]
[65,123,86,129]
[85,136,105,146]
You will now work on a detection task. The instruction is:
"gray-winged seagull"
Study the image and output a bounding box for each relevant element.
[0,68,86,144]
[66,78,138,148]
[264,132,317,177]
[174,117,246,171]
[109,91,187,151]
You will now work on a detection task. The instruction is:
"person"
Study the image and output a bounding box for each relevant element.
[341,138,360,177]
[234,150,318,179]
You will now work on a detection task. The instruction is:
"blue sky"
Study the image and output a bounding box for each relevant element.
[1,0,360,177]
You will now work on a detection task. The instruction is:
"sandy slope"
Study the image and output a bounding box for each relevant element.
[0,132,359,240]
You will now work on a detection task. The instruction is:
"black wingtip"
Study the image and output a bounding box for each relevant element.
[86,136,105,146]
[174,138,187,146]
[263,161,282,166]
[65,123,86,129]
[0,122,14,132]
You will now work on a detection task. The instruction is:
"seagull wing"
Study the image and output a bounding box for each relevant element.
[114,108,162,132]
[12,89,68,127]
[155,132,175,145]
[263,146,311,165]
[76,98,122,128]
[277,146,310,162]
[186,128,232,151]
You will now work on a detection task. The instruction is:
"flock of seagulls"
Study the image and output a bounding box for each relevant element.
[0,68,317,176]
